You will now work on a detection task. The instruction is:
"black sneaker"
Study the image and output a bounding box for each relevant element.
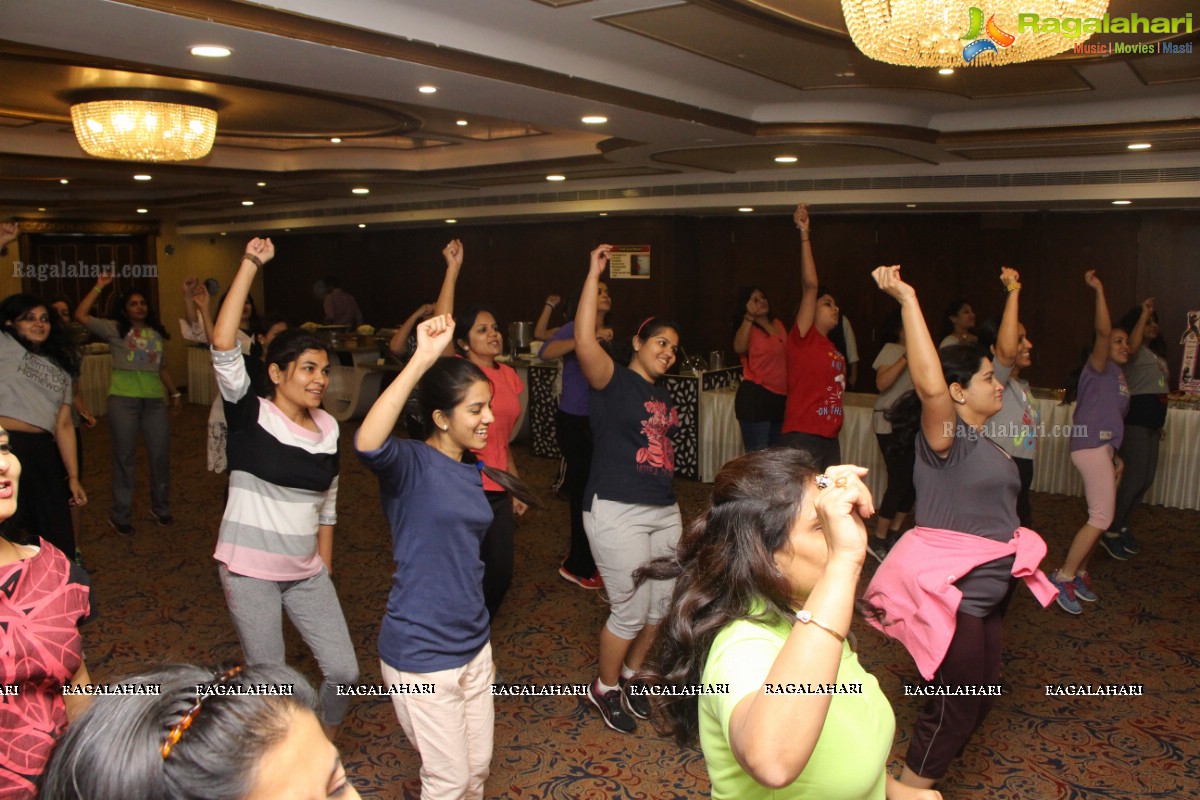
[866,536,891,564]
[588,680,636,733]
[1099,534,1131,561]
[619,677,652,721]
[151,512,174,527]
[108,517,133,537]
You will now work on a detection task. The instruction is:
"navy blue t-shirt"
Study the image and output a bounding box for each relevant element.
[585,364,679,507]
[356,436,492,673]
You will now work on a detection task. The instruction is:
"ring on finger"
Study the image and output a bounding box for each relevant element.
[834,476,849,488]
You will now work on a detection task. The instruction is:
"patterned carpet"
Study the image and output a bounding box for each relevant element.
[67,406,1200,799]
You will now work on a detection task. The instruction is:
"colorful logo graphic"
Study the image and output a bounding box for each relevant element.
[960,7,1016,63]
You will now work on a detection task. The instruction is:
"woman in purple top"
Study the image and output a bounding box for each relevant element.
[1049,271,1131,615]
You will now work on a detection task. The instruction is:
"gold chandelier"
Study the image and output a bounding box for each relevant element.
[841,1,1110,68]
[70,90,219,162]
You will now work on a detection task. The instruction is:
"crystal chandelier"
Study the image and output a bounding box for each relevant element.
[840,1,1110,68]
[70,90,219,162]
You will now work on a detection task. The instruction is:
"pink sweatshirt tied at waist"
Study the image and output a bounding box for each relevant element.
[862,526,1057,680]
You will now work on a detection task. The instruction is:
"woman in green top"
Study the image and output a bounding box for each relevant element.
[76,274,181,535]
[637,449,941,800]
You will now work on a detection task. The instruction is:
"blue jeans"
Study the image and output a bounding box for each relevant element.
[739,420,782,452]
[106,395,171,524]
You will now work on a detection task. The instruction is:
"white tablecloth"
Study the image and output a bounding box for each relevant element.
[187,346,217,406]
[698,387,744,482]
[79,353,111,418]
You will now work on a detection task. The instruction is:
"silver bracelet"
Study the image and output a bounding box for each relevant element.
[795,609,845,642]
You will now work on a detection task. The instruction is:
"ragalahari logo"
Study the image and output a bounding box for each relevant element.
[960,7,1016,62]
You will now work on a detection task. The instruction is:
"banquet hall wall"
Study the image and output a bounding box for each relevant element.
[263,209,1198,391]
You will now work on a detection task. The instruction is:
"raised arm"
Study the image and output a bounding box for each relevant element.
[534,294,561,340]
[358,315,455,451]
[432,239,464,355]
[389,303,434,356]
[872,266,956,455]
[74,270,114,325]
[993,266,1022,368]
[1085,270,1112,373]
[574,244,615,389]
[182,277,200,328]
[1127,297,1154,355]
[792,203,818,337]
[215,239,274,351]
[192,283,216,345]
[733,292,771,355]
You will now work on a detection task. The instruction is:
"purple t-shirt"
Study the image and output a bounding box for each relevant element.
[539,321,588,416]
[1070,361,1130,452]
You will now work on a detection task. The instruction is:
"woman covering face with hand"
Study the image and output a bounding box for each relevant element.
[637,449,941,800]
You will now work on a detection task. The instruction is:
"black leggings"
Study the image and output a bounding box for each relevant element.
[555,410,597,578]
[6,429,75,556]
[875,433,916,521]
[482,490,517,623]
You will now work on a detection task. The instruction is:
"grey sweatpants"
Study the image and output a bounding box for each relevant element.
[218,564,359,726]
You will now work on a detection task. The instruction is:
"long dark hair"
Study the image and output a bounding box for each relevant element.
[1,293,81,377]
[454,305,499,357]
[1118,306,1168,360]
[730,286,761,336]
[112,289,169,340]
[634,448,820,747]
[939,298,971,340]
[884,344,988,458]
[40,664,317,800]
[261,329,332,400]
[415,357,540,508]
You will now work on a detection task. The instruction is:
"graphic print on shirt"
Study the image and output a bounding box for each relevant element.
[124,328,162,368]
[1013,391,1040,454]
[636,399,679,475]
[818,348,846,419]
[17,352,69,396]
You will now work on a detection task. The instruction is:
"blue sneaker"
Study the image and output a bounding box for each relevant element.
[1099,534,1132,561]
[1050,571,1082,615]
[1074,571,1098,603]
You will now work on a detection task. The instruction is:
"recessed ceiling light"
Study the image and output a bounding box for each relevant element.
[133,174,152,181]
[136,208,148,214]
[581,115,608,124]
[358,223,367,228]
[546,174,566,181]
[418,85,438,94]
[190,45,231,58]
[1112,200,1132,205]
[599,212,608,216]
[456,119,469,127]
[220,232,227,236]
[330,138,342,144]
[242,200,254,206]
[60,179,69,185]
[352,187,370,195]
[257,181,267,187]
[906,203,917,208]
[445,219,458,224]
[37,207,46,212]
[738,207,754,212]
[284,228,291,232]
[938,68,955,75]
[774,156,798,164]
[835,70,857,78]
[1127,143,1152,150]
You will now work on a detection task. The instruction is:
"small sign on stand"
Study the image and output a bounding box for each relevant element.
[608,245,651,279]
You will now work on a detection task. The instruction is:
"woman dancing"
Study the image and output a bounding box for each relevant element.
[731,286,787,451]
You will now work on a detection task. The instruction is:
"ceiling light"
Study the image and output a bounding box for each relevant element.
[60,179,69,185]
[938,68,955,75]
[37,207,46,211]
[352,187,370,195]
[358,223,367,228]
[257,181,267,187]
[774,156,798,163]
[242,200,254,206]
[220,232,227,236]
[738,207,754,212]
[70,89,218,162]
[418,85,438,94]
[190,45,232,58]
[1127,143,1152,150]
[330,137,342,143]
[546,174,566,182]
[136,208,148,214]
[906,203,918,208]
[133,174,152,181]
[581,115,608,124]
[456,119,469,126]
[1111,200,1132,205]
[599,212,608,216]
[841,1,1110,68]
[445,219,457,224]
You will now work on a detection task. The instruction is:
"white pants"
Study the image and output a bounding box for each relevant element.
[381,643,494,800]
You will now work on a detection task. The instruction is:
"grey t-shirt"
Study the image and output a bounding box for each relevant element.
[871,342,912,434]
[1123,346,1168,396]
[0,332,72,432]
[988,360,1039,460]
[914,417,1020,616]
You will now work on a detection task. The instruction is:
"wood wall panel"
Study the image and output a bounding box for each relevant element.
[262,210,1198,392]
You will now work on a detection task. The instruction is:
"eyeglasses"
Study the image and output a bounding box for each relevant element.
[160,665,245,759]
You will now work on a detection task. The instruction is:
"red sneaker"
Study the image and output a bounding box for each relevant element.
[559,564,604,590]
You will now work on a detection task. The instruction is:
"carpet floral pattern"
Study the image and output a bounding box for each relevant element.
[64,407,1200,799]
